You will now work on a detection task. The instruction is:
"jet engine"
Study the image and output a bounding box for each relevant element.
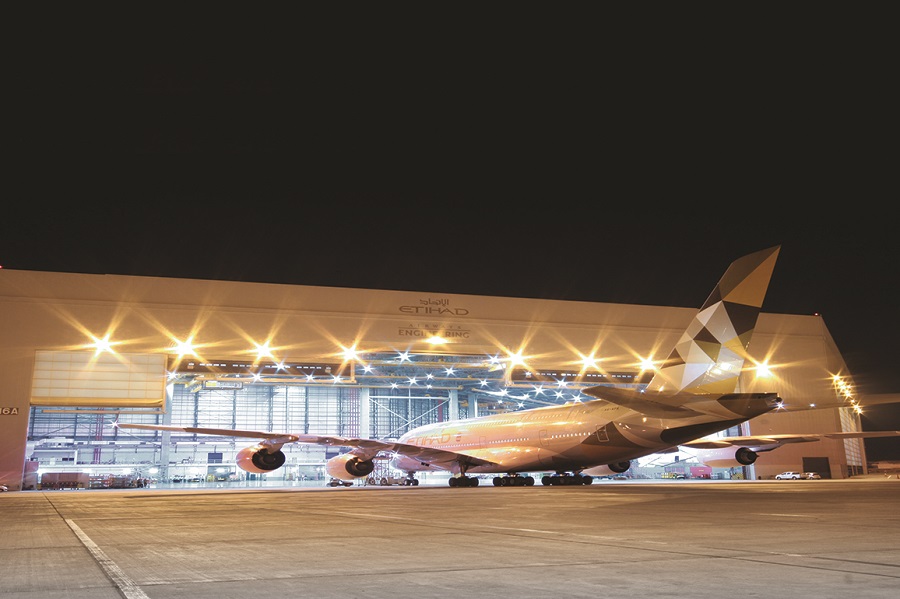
[693,446,758,468]
[236,444,287,473]
[325,453,376,481]
[608,460,632,473]
[582,460,632,476]
[735,447,758,465]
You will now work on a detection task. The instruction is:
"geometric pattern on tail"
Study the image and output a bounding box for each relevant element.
[645,246,781,395]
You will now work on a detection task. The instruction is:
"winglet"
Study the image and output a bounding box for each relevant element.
[646,246,780,394]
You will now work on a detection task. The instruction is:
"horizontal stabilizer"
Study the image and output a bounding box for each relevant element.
[581,386,695,418]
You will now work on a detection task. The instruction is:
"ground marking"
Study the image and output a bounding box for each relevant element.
[65,519,151,599]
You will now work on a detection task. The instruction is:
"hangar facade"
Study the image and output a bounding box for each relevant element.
[0,268,869,491]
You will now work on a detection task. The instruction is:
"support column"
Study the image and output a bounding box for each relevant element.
[158,382,174,481]
[448,389,459,421]
[359,387,371,439]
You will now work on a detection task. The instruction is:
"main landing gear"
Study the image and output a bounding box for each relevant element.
[449,473,592,486]
[541,473,593,485]
[448,475,479,487]
[492,474,535,486]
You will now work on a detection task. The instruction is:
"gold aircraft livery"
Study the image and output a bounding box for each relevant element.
[117,246,898,487]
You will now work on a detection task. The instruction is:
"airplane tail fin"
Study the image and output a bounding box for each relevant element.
[645,245,780,395]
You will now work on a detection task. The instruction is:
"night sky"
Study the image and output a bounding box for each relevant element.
[5,46,898,460]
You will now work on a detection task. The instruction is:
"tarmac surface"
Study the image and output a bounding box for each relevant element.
[1,477,898,599]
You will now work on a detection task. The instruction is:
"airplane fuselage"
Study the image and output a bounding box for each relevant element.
[391,392,781,475]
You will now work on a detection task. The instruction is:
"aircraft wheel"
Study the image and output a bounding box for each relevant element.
[541,476,552,486]
[525,476,535,486]
[582,475,593,485]
[448,477,458,487]
[412,479,419,486]
[493,477,503,486]
[468,477,479,487]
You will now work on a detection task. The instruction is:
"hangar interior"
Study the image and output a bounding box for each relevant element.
[0,268,870,491]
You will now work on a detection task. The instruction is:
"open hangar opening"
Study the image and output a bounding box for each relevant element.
[0,268,873,491]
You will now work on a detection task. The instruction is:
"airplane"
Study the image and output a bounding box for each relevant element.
[116,245,898,487]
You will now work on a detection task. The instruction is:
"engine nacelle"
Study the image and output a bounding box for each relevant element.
[735,447,758,465]
[582,460,632,476]
[236,444,287,473]
[608,460,632,473]
[694,446,758,468]
[325,453,376,481]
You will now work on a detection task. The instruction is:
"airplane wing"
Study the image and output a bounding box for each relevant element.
[682,430,900,451]
[115,422,496,469]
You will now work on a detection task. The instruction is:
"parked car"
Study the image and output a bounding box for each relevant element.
[775,471,802,480]
[803,472,822,479]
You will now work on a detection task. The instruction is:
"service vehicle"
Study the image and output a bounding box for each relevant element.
[366,474,419,486]
[327,478,353,487]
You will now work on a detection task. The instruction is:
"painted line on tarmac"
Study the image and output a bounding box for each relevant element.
[65,519,151,599]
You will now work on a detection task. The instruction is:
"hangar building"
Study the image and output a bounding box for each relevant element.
[0,268,871,491]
